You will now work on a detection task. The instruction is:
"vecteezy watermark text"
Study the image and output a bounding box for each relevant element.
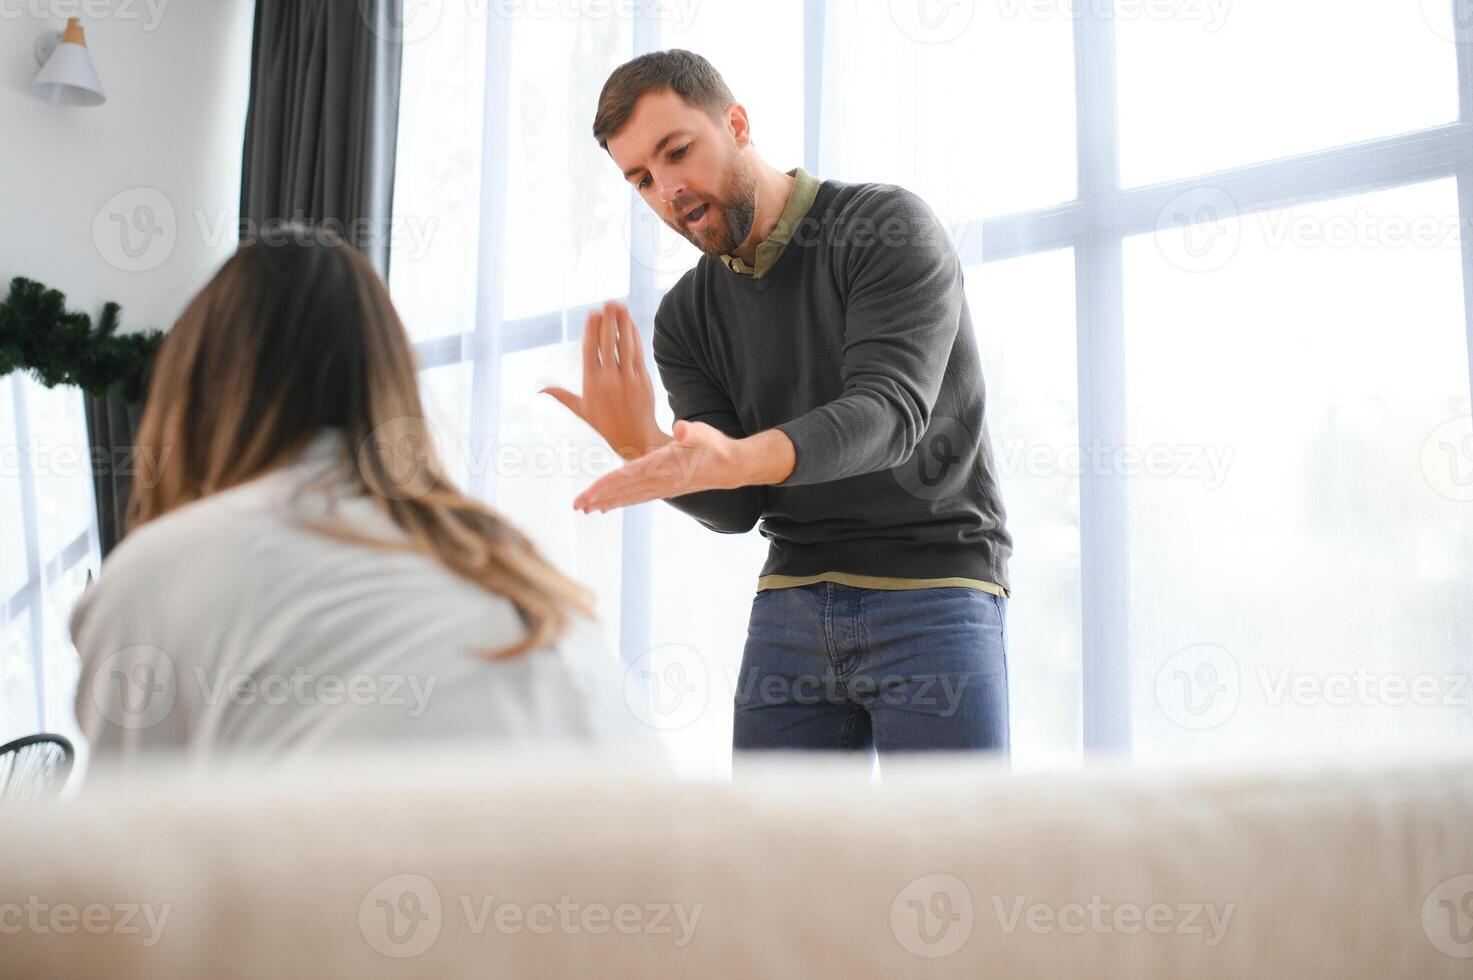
[358,874,703,958]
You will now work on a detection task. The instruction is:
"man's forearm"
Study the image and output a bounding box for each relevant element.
[735,428,796,485]
[664,487,765,534]
[647,426,786,534]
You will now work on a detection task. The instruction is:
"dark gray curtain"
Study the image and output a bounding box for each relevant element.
[239,0,404,276]
[83,387,144,558]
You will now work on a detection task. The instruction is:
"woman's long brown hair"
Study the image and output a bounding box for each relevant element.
[130,225,596,659]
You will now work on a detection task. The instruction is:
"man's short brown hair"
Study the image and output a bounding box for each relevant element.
[592,49,735,151]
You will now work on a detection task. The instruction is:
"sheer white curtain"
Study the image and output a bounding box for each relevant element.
[389,0,1473,776]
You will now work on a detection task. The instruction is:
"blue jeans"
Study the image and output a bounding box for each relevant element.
[733,582,1010,756]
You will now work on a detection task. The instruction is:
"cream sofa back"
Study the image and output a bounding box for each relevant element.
[3,747,1471,978]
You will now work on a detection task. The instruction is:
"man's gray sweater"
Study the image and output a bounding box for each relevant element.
[652,178,1012,594]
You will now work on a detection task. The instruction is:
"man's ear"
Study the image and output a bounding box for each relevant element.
[726,102,751,150]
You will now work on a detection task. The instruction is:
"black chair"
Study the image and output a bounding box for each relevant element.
[0,733,75,801]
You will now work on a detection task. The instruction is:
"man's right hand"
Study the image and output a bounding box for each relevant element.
[540,300,670,461]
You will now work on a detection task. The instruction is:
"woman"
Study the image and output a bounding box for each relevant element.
[71,226,658,761]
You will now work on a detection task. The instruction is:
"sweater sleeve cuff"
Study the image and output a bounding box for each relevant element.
[774,414,835,487]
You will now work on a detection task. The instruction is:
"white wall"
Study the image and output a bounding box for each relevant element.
[0,0,256,332]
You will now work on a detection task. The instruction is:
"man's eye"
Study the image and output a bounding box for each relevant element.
[671,144,689,160]
[637,175,651,190]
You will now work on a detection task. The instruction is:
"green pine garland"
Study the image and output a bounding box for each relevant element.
[0,277,165,405]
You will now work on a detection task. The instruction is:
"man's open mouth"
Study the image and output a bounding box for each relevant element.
[683,203,711,230]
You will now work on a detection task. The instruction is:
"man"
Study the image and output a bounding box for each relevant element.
[542,49,1012,756]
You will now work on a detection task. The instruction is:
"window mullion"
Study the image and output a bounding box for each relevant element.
[803,0,826,175]
[1072,0,1133,756]
[617,10,663,671]
[12,380,47,733]
[1455,0,1473,122]
[1454,0,1473,424]
[466,9,515,504]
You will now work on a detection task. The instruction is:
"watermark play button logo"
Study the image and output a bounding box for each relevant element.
[362,0,444,44]
[1154,643,1240,731]
[1422,415,1473,503]
[623,644,709,731]
[892,415,979,503]
[1423,874,1473,959]
[92,187,176,273]
[90,645,176,731]
[890,873,974,959]
[1154,186,1241,275]
[889,0,976,44]
[359,873,443,959]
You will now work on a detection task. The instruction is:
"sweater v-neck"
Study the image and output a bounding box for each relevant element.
[718,168,824,289]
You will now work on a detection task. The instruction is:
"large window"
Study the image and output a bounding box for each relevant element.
[1,375,99,748]
[388,0,1473,773]
[1127,178,1473,757]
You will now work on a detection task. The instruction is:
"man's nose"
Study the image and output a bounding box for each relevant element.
[654,174,685,206]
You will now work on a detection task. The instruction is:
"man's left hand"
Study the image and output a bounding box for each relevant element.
[573,422,794,513]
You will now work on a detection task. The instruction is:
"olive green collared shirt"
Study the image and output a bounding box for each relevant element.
[717,169,1008,600]
[719,168,821,279]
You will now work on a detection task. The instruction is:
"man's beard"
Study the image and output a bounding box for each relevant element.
[671,152,757,256]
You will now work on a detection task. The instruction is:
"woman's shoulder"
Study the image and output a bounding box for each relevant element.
[90,474,308,589]
[98,431,387,576]
[69,447,374,637]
